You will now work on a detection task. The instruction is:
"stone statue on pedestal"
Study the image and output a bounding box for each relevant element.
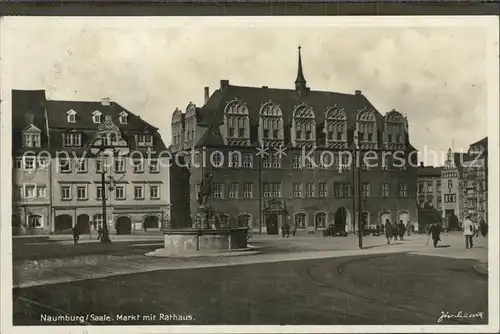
[195,172,214,229]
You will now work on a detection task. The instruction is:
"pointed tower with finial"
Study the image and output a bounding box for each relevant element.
[295,46,308,96]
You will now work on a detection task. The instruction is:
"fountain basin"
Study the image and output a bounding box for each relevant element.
[159,227,250,253]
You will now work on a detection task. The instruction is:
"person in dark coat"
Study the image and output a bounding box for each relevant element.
[480,218,488,237]
[384,219,393,244]
[393,223,399,241]
[429,222,441,248]
[72,225,80,245]
[398,220,406,241]
[97,224,103,240]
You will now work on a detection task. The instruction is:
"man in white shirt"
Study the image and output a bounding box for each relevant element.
[463,215,475,249]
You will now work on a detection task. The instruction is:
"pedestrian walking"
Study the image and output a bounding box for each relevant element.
[291,224,297,237]
[480,217,488,238]
[393,223,399,241]
[280,222,286,238]
[429,222,441,248]
[97,224,103,240]
[72,225,80,245]
[406,222,411,236]
[398,220,406,241]
[463,215,475,249]
[384,219,392,244]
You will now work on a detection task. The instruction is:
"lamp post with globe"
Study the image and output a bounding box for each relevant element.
[89,115,130,243]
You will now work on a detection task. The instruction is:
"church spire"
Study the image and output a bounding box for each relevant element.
[295,46,307,95]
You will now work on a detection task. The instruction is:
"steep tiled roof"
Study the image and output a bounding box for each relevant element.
[12,90,167,155]
[418,166,442,177]
[470,136,487,148]
[194,83,405,149]
[45,100,158,131]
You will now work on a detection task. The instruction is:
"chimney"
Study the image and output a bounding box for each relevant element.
[262,86,268,89]
[220,80,229,90]
[204,87,210,104]
[25,112,34,125]
[420,162,424,167]
[101,97,111,106]
[355,90,362,95]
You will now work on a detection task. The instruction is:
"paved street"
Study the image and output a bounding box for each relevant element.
[14,254,487,325]
[12,232,488,325]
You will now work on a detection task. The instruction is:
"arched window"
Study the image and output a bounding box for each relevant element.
[292,104,316,147]
[238,213,252,227]
[259,101,284,147]
[315,212,327,229]
[324,106,347,148]
[384,109,406,149]
[224,99,250,146]
[171,108,184,151]
[294,212,307,228]
[356,108,378,149]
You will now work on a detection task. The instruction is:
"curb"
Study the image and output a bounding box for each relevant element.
[473,261,488,276]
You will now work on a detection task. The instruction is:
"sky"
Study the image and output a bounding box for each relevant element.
[1,17,496,167]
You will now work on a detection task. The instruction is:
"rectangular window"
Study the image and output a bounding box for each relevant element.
[263,155,272,168]
[229,183,239,199]
[23,133,41,148]
[115,185,126,200]
[319,183,328,198]
[273,183,281,198]
[243,183,253,199]
[306,183,315,198]
[333,155,340,171]
[272,129,279,138]
[149,159,159,173]
[77,185,88,200]
[28,215,43,229]
[115,158,126,173]
[24,157,36,171]
[63,133,82,147]
[133,160,144,173]
[137,135,153,147]
[24,184,36,198]
[75,158,87,173]
[59,158,71,173]
[334,182,342,198]
[418,182,424,193]
[305,158,313,170]
[362,183,371,197]
[399,183,407,197]
[243,154,253,168]
[427,182,433,193]
[293,183,302,198]
[61,185,71,200]
[380,183,389,197]
[238,128,245,137]
[263,129,270,139]
[292,155,301,169]
[343,183,352,197]
[150,185,160,200]
[229,153,242,168]
[37,186,47,198]
[134,185,144,200]
[263,182,272,198]
[213,183,223,199]
[96,186,103,200]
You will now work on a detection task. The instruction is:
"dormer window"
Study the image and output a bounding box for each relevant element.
[67,109,77,123]
[92,111,102,124]
[291,104,316,147]
[63,132,82,147]
[22,125,42,148]
[119,111,128,124]
[137,134,153,147]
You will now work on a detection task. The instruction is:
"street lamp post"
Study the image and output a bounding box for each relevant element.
[89,115,130,244]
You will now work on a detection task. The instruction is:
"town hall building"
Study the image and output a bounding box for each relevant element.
[170,48,418,234]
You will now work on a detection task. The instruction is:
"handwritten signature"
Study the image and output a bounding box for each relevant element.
[438,310,484,323]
